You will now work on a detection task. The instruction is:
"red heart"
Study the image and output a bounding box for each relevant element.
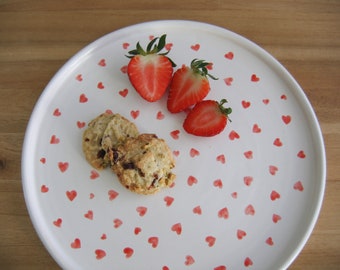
[119,88,128,97]
[216,154,226,164]
[40,185,49,193]
[270,190,281,201]
[193,205,202,215]
[98,59,106,67]
[272,214,282,223]
[75,74,83,81]
[282,115,291,124]
[149,35,155,40]
[122,42,130,49]
[101,233,107,240]
[162,266,170,270]
[244,257,253,267]
[224,51,234,60]
[136,206,147,217]
[108,189,119,201]
[218,207,229,219]
[79,93,88,103]
[89,193,95,199]
[130,110,139,119]
[243,176,253,186]
[53,108,61,116]
[190,44,200,51]
[134,227,141,235]
[53,218,62,227]
[231,192,238,199]
[213,179,223,189]
[77,121,85,128]
[156,111,165,120]
[120,65,128,73]
[214,266,227,270]
[50,135,60,144]
[273,138,283,147]
[113,218,122,228]
[237,229,247,240]
[170,130,180,140]
[171,223,182,235]
[90,170,99,180]
[66,190,77,201]
[245,204,255,215]
[165,43,173,51]
[281,94,287,100]
[205,236,216,247]
[297,150,306,159]
[97,82,104,89]
[71,238,81,249]
[95,249,106,260]
[293,181,304,191]
[262,99,270,105]
[251,74,260,82]
[40,157,46,164]
[185,255,195,266]
[252,124,261,133]
[229,130,240,140]
[84,210,93,220]
[105,109,113,115]
[242,100,251,109]
[58,162,69,172]
[244,151,253,159]
[164,196,174,207]
[266,237,274,246]
[269,165,278,175]
[224,77,233,86]
[173,150,180,157]
[190,148,200,157]
[187,175,198,186]
[123,247,134,258]
[148,236,159,248]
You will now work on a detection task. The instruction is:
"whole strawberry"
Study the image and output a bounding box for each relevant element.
[167,59,218,113]
[183,99,232,137]
[126,34,176,102]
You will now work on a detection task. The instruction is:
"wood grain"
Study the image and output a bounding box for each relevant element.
[0,0,339,269]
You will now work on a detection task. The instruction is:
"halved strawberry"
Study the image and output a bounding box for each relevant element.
[183,99,232,137]
[167,59,218,113]
[126,34,176,102]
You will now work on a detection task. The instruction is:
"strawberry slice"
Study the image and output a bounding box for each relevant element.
[127,34,176,102]
[167,59,218,113]
[183,99,232,137]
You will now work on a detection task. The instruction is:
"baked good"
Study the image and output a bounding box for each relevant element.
[101,114,139,164]
[110,133,176,195]
[82,112,114,170]
[82,113,139,170]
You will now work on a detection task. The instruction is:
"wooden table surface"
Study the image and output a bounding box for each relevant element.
[1,0,339,269]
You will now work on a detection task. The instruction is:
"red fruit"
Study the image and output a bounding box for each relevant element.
[183,99,232,137]
[127,34,176,102]
[167,59,218,113]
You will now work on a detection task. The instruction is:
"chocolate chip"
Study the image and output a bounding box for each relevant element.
[97,149,106,158]
[123,162,136,170]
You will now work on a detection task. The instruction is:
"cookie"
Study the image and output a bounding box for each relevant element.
[82,113,139,170]
[82,112,114,170]
[110,133,176,195]
[101,114,139,163]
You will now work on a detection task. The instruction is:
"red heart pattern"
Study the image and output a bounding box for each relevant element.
[35,30,313,269]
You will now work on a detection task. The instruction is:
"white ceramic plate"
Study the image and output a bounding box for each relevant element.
[22,20,326,270]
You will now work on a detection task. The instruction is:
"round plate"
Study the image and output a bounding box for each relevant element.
[22,20,326,270]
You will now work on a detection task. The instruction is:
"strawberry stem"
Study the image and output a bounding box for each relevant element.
[218,99,232,120]
[127,34,176,67]
[190,59,218,80]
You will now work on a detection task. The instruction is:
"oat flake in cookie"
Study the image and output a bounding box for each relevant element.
[111,134,176,195]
